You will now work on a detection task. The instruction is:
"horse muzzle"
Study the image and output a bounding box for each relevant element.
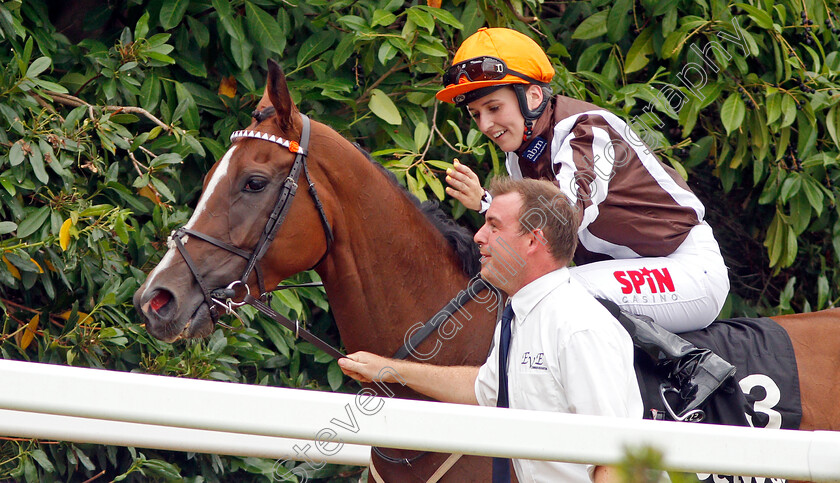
[133,284,216,342]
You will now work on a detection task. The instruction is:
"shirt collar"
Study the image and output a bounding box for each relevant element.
[508,267,571,325]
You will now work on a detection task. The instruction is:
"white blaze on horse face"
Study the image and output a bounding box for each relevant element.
[143,146,237,291]
[185,145,237,230]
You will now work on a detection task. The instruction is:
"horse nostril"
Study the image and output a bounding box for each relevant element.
[149,289,173,314]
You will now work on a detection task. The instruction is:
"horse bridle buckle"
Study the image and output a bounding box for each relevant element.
[208,280,250,329]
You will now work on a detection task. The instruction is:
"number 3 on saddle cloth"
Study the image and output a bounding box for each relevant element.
[620,311,802,429]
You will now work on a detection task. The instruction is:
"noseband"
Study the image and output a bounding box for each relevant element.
[168,113,334,323]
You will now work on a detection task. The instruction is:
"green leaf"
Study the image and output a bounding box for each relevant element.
[245,2,286,55]
[624,26,654,73]
[801,176,824,216]
[0,221,17,235]
[817,274,829,310]
[159,0,189,30]
[789,191,810,235]
[779,173,801,202]
[17,206,50,238]
[174,82,199,130]
[421,166,445,201]
[782,223,797,267]
[25,56,51,78]
[327,360,344,391]
[418,5,463,29]
[826,105,840,151]
[23,457,37,483]
[211,0,233,24]
[607,0,632,42]
[653,0,679,15]
[446,120,464,145]
[5,252,39,273]
[134,11,150,39]
[151,177,175,202]
[140,74,161,111]
[228,23,253,71]
[144,51,175,65]
[186,16,209,47]
[337,15,368,32]
[414,122,430,152]
[255,316,290,358]
[9,140,24,166]
[372,9,397,27]
[734,3,773,29]
[110,113,139,124]
[332,33,356,69]
[296,33,334,68]
[661,30,688,59]
[720,93,746,135]
[766,92,781,125]
[414,38,448,57]
[28,143,48,184]
[368,89,402,125]
[668,157,688,180]
[378,41,397,66]
[80,204,113,217]
[572,10,609,40]
[33,78,68,93]
[764,211,783,267]
[29,449,54,473]
[780,94,796,128]
[406,7,434,33]
[150,152,183,167]
[576,43,611,72]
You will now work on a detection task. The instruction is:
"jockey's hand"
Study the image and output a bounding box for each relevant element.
[445,159,484,211]
[338,351,400,384]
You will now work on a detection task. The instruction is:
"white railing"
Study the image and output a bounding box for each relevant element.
[1,359,839,481]
[0,409,371,465]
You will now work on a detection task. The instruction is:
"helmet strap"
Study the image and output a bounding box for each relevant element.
[523,119,534,142]
[512,84,552,142]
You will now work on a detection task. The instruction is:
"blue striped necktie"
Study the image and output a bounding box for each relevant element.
[492,304,515,483]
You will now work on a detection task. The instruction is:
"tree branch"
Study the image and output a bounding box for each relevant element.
[44,91,173,133]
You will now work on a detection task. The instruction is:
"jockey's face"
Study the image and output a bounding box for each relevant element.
[467,85,545,153]
[474,192,531,295]
[467,87,526,153]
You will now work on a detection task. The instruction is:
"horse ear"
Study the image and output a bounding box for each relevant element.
[262,59,297,131]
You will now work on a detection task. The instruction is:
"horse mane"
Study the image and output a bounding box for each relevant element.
[250,107,481,277]
[354,145,482,277]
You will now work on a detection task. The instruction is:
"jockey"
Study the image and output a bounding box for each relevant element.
[437,27,735,417]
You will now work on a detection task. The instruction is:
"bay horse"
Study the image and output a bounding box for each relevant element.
[133,60,840,482]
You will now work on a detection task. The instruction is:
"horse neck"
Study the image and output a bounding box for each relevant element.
[310,130,475,357]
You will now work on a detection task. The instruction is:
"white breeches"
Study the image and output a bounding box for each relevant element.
[569,223,729,333]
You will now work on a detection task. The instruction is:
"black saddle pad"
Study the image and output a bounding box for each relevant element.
[635,316,802,430]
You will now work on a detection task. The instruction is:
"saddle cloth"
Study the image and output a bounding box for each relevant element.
[634,316,802,430]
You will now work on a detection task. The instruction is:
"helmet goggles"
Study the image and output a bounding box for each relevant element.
[442,56,549,89]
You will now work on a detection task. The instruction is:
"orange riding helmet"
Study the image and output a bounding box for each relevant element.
[436,28,555,139]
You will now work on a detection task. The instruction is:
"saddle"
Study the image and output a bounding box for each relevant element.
[630,315,802,429]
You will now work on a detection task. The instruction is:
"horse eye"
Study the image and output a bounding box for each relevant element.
[243,177,268,193]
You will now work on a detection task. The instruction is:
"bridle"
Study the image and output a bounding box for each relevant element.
[168,113,334,325]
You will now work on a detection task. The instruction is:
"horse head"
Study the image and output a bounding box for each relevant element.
[134,60,334,342]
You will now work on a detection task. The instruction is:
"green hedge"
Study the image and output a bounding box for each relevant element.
[0,0,838,480]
